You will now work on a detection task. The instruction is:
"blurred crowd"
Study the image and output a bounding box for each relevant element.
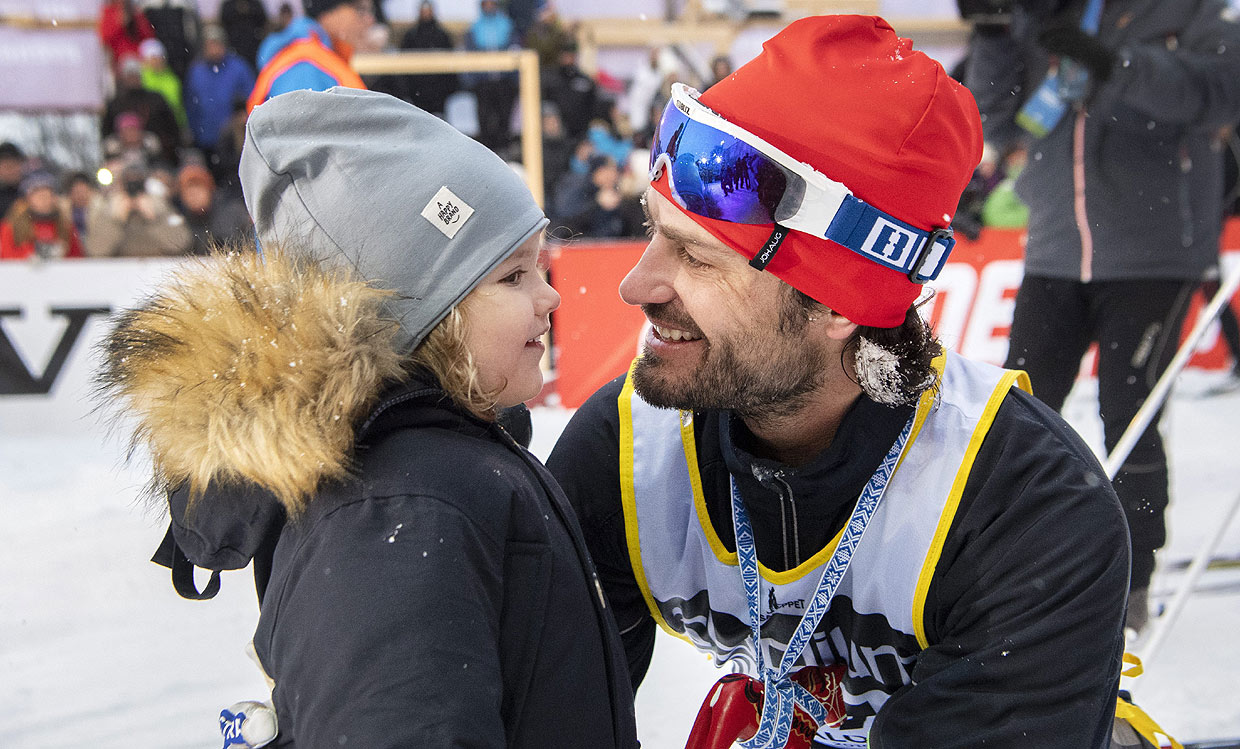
[1,0,739,262]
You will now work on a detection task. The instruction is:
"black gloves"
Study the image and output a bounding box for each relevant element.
[1038,25,1117,81]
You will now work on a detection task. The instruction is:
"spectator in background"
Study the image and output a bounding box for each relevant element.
[542,41,598,142]
[465,0,517,151]
[524,3,574,68]
[0,142,26,219]
[978,146,1029,230]
[708,53,732,87]
[64,172,99,241]
[247,0,372,113]
[397,1,457,117]
[104,55,182,164]
[541,102,574,214]
[219,0,268,69]
[1,171,83,260]
[586,103,633,170]
[139,38,189,132]
[138,0,201,81]
[275,2,295,32]
[186,25,256,165]
[566,136,595,177]
[103,111,166,167]
[174,163,251,255]
[85,161,191,257]
[625,47,679,140]
[147,160,180,203]
[551,153,639,239]
[965,0,1240,635]
[507,0,541,43]
[209,103,249,196]
[99,0,157,72]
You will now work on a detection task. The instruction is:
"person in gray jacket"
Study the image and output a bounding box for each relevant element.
[965,0,1240,635]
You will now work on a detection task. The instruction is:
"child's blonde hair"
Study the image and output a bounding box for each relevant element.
[411,238,548,420]
[409,292,505,422]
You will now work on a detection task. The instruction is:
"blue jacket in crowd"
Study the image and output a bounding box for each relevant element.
[185,51,256,150]
[255,17,357,103]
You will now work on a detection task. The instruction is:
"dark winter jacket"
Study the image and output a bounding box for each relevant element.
[97,250,638,749]
[397,19,458,115]
[966,0,1240,282]
[541,64,600,141]
[0,183,20,221]
[177,194,252,255]
[140,0,201,80]
[219,0,267,68]
[547,373,1130,748]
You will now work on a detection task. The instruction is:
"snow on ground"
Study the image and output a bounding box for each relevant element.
[2,373,1238,748]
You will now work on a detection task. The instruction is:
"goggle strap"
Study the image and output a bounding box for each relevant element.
[749,223,791,271]
[824,195,955,283]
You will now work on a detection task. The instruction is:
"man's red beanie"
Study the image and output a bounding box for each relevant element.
[651,15,983,328]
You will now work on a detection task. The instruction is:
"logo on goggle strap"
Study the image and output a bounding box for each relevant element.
[859,219,920,268]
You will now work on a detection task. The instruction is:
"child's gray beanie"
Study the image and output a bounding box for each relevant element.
[239,87,548,354]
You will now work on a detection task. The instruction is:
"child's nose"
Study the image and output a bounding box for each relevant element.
[539,276,561,314]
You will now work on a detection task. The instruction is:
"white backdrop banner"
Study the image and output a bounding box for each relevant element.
[0,258,183,435]
[0,0,108,111]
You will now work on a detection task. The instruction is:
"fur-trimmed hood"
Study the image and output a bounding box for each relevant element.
[96,249,408,516]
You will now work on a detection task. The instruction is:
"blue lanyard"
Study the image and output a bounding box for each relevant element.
[730,413,914,748]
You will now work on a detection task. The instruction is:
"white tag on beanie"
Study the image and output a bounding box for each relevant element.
[421,186,474,239]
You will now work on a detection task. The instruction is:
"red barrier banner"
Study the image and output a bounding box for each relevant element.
[549,221,1240,409]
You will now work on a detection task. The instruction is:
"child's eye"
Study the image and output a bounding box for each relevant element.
[500,269,527,285]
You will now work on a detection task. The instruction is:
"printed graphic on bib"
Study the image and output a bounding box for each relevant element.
[658,593,921,731]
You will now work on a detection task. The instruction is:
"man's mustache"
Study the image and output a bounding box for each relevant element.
[641,302,704,337]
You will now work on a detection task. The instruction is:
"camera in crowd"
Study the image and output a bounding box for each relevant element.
[123,172,146,198]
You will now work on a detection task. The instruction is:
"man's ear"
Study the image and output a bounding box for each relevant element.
[822,311,859,341]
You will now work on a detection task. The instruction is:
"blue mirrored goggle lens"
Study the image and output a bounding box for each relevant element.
[651,101,797,225]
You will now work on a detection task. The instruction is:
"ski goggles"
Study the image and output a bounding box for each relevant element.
[650,83,955,283]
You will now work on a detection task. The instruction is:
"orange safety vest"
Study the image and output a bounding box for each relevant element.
[246,32,366,114]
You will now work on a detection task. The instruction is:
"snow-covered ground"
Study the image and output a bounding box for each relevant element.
[2,373,1238,748]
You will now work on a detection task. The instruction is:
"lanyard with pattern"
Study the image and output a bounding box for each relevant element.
[729,413,914,748]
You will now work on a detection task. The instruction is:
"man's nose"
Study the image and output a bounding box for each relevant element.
[619,243,676,307]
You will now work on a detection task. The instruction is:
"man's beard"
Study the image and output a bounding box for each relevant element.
[631,299,830,421]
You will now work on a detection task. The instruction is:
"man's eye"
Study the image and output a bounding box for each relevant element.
[678,246,707,268]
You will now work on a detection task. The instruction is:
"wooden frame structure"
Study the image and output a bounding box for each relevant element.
[351,49,545,206]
